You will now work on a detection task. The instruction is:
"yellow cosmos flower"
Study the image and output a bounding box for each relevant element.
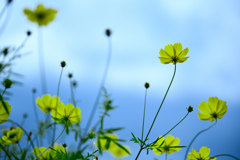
[1,127,23,145]
[110,145,131,159]
[24,4,57,26]
[32,146,49,160]
[153,135,181,155]
[187,146,216,160]
[51,103,81,126]
[0,101,11,124]
[158,42,189,64]
[36,94,60,113]
[96,134,118,151]
[197,97,227,122]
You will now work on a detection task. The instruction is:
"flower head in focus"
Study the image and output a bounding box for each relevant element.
[24,4,57,26]
[51,103,81,126]
[158,42,189,64]
[36,94,60,113]
[0,101,11,124]
[187,146,216,160]
[153,135,181,155]
[1,127,23,145]
[110,145,131,159]
[32,146,49,160]
[197,97,227,122]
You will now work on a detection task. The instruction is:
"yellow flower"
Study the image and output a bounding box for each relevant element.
[153,135,181,155]
[1,127,23,145]
[158,42,189,64]
[0,101,11,124]
[187,146,216,160]
[32,146,49,160]
[24,4,57,26]
[36,94,60,113]
[96,134,118,151]
[51,103,81,126]
[197,97,227,122]
[110,145,131,159]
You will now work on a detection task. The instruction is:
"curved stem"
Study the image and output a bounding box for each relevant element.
[35,127,65,159]
[52,67,64,145]
[0,143,11,160]
[184,120,217,160]
[145,111,189,149]
[135,64,177,160]
[214,154,240,160]
[79,36,112,149]
[141,89,148,142]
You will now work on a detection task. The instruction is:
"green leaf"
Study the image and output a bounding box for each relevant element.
[97,137,102,155]
[0,95,9,115]
[114,142,131,155]
[20,149,28,160]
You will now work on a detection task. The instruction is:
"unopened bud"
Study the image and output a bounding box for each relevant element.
[62,143,67,148]
[88,130,96,139]
[105,29,111,37]
[68,73,73,78]
[144,82,150,89]
[61,61,66,68]
[3,79,13,88]
[2,129,7,136]
[27,30,31,36]
[10,126,15,130]
[187,105,193,112]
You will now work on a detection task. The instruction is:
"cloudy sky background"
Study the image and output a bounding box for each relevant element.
[0,0,240,159]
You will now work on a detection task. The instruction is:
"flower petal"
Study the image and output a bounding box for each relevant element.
[159,57,172,64]
[197,112,212,121]
[198,101,211,114]
[174,43,183,56]
[208,97,219,112]
[179,47,189,58]
[164,44,174,56]
[199,146,210,158]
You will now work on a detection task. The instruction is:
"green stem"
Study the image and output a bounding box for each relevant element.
[32,89,40,147]
[184,120,217,160]
[79,36,112,149]
[135,64,177,160]
[17,142,23,153]
[35,127,65,159]
[165,152,167,160]
[0,143,11,160]
[141,89,148,142]
[2,88,6,96]
[214,154,240,160]
[70,78,77,107]
[52,67,64,145]
[145,111,189,149]
[38,27,47,94]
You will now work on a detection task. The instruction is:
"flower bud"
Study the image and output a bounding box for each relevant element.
[27,30,31,36]
[32,88,36,93]
[88,130,96,139]
[10,126,15,130]
[3,79,13,88]
[68,73,73,78]
[2,129,7,136]
[187,105,193,112]
[144,82,150,89]
[23,113,28,118]
[61,61,66,68]
[62,143,67,148]
[27,131,32,141]
[105,29,111,37]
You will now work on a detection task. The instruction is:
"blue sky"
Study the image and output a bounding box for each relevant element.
[1,0,240,159]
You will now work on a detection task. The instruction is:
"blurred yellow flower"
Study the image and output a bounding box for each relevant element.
[1,127,23,145]
[51,103,81,126]
[32,146,49,160]
[0,101,11,124]
[110,145,131,159]
[96,134,118,151]
[153,135,181,155]
[36,94,60,113]
[187,146,216,160]
[24,4,57,26]
[32,144,65,160]
[197,97,227,122]
[158,42,189,64]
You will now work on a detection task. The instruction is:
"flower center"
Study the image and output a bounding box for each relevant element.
[37,13,45,20]
[211,112,218,119]
[172,56,179,64]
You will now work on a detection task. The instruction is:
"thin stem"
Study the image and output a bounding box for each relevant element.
[70,78,76,107]
[214,154,240,160]
[38,27,47,94]
[0,143,11,160]
[35,127,65,159]
[141,89,148,142]
[145,112,189,149]
[79,36,112,149]
[2,88,6,96]
[52,67,64,145]
[0,1,12,36]
[184,120,217,160]
[165,152,167,160]
[17,142,23,153]
[32,90,40,147]
[0,3,7,20]
[135,64,177,160]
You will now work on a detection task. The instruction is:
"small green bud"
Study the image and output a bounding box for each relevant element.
[88,130,96,139]
[62,143,67,148]
[61,61,66,68]
[187,105,193,112]
[68,73,73,78]
[105,29,111,37]
[32,88,36,93]
[27,30,31,36]
[23,113,28,118]
[3,79,13,88]
[144,82,150,89]
[72,81,77,87]
[2,129,7,136]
